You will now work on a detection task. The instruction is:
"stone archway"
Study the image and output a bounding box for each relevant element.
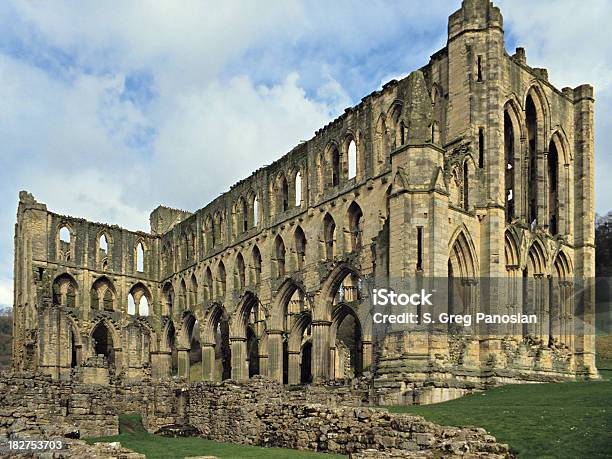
[91,321,116,368]
[201,304,231,381]
[230,292,263,380]
[176,312,200,381]
[330,304,363,380]
[314,265,367,383]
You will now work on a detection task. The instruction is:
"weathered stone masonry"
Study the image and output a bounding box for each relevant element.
[143,376,512,458]
[0,372,512,458]
[12,0,598,404]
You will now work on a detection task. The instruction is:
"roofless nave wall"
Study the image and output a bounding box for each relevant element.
[12,0,597,403]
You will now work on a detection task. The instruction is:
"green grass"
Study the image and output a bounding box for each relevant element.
[386,370,612,458]
[86,413,346,459]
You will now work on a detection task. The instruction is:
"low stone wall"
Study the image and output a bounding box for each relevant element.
[143,377,513,458]
[0,372,513,458]
[0,371,118,439]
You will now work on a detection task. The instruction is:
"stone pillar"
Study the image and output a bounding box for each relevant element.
[177,347,190,380]
[267,330,284,383]
[329,345,336,379]
[287,350,301,385]
[201,343,215,381]
[312,320,331,382]
[362,340,373,372]
[258,351,268,377]
[230,337,247,381]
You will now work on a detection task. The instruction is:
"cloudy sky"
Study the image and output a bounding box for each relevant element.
[0,0,610,308]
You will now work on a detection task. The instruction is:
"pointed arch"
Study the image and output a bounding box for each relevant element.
[387,101,404,148]
[553,250,573,278]
[525,84,549,225]
[330,303,363,379]
[90,320,119,367]
[129,282,153,316]
[90,275,116,311]
[135,240,146,273]
[217,261,227,299]
[190,272,199,307]
[179,278,187,311]
[53,273,79,308]
[347,201,364,252]
[274,235,286,278]
[162,282,174,316]
[504,99,523,222]
[56,224,74,262]
[323,213,336,260]
[374,114,388,174]
[235,252,246,290]
[317,263,363,322]
[202,303,232,381]
[448,227,479,279]
[251,245,262,285]
[345,134,357,180]
[294,226,307,269]
[526,239,547,275]
[504,230,520,269]
[294,170,303,207]
[203,266,214,302]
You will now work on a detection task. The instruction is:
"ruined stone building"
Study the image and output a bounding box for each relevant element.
[12,0,597,403]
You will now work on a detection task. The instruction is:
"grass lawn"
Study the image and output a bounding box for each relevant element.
[386,370,612,458]
[86,413,346,459]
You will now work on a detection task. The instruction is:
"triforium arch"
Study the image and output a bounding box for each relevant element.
[128,282,152,316]
[52,273,78,308]
[200,303,231,381]
[90,276,116,312]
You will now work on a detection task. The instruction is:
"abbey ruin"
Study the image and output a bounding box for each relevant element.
[11,0,598,407]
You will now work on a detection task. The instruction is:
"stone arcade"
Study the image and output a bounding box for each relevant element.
[12,0,598,405]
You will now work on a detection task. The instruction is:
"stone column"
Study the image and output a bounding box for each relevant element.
[312,320,331,383]
[201,343,215,381]
[329,345,336,379]
[362,340,373,372]
[230,337,248,381]
[287,350,301,385]
[267,330,284,383]
[177,347,190,380]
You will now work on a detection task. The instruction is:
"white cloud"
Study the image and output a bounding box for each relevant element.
[1,0,611,311]
[497,0,612,215]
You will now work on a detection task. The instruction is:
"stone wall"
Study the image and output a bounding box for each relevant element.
[144,377,513,458]
[0,372,513,458]
[0,371,118,439]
